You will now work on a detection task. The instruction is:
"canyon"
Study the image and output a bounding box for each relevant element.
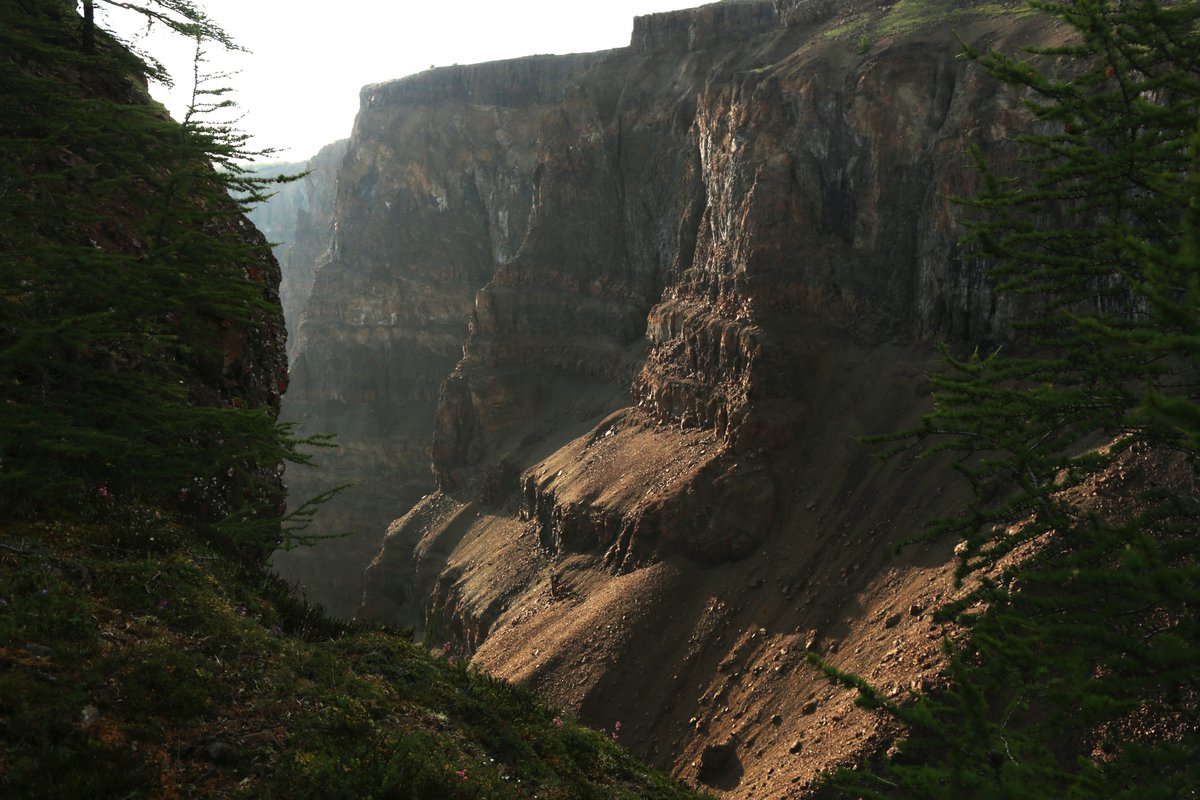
[269,1,1067,795]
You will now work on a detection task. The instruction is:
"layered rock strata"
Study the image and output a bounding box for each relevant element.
[288,0,1063,793]
[274,56,606,617]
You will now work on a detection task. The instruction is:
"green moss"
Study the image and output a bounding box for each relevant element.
[822,14,871,40]
[822,0,1035,46]
[0,516,706,799]
[877,0,953,35]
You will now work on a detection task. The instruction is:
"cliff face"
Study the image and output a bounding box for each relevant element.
[273,56,606,617]
[246,141,348,364]
[287,0,1060,792]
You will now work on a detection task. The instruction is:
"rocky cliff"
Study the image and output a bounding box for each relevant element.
[246,140,348,364]
[273,55,608,616]
[283,0,1065,793]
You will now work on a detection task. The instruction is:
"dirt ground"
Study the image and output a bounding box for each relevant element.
[443,331,988,797]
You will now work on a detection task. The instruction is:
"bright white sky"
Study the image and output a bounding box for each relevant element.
[96,0,704,161]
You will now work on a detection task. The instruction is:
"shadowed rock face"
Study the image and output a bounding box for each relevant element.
[279,0,1061,792]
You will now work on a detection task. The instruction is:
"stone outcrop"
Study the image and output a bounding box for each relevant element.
[279,0,1066,793]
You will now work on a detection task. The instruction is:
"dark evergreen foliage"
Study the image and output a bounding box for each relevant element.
[0,1,324,560]
[816,0,1200,796]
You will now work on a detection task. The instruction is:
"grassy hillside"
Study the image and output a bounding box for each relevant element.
[1,512,703,798]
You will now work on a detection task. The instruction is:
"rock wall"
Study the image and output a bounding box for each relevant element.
[282,141,348,363]
[632,0,780,53]
[288,0,1063,793]
[246,140,348,363]
[273,55,607,617]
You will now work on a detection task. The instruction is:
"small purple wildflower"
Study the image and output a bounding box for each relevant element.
[235,605,248,617]
[443,641,452,654]
[457,767,468,781]
[270,624,283,637]
[552,716,564,728]
[156,599,169,611]
[98,486,110,498]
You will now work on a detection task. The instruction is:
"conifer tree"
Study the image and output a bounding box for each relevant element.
[0,1,327,560]
[814,0,1200,796]
[80,0,235,60]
